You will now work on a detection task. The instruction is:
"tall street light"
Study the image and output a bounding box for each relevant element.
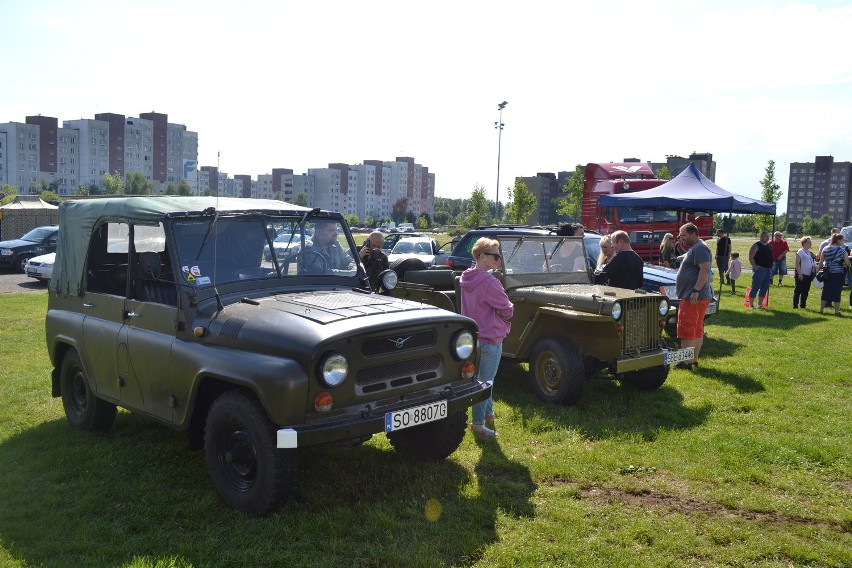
[495,100,508,221]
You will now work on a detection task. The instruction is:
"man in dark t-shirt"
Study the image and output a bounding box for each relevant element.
[593,230,643,290]
[715,229,731,287]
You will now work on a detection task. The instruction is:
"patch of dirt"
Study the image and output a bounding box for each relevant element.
[579,485,844,531]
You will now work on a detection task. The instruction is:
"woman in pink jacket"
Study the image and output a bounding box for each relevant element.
[460,238,514,438]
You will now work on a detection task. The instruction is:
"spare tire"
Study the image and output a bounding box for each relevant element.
[390,257,428,281]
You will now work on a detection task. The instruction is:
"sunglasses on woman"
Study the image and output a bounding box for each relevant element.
[482,252,501,260]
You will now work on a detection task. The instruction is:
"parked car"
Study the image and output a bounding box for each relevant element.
[385,233,684,405]
[25,252,55,282]
[0,225,59,272]
[387,236,439,267]
[382,231,438,254]
[46,197,488,516]
[445,226,717,336]
[262,231,305,261]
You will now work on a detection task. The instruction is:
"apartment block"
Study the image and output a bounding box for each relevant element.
[1,111,435,223]
[787,155,852,226]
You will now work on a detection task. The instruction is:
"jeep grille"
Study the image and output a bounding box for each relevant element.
[356,354,442,394]
[620,297,661,356]
[361,329,437,357]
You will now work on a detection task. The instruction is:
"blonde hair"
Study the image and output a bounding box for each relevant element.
[472,237,500,259]
[660,233,675,251]
[800,236,812,245]
[597,235,613,267]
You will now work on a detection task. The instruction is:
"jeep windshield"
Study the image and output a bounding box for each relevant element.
[170,215,359,287]
[499,236,592,285]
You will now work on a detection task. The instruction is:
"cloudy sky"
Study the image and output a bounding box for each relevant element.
[3,0,852,210]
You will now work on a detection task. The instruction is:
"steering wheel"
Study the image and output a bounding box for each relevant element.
[291,250,329,274]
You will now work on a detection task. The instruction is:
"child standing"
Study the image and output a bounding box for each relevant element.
[726,252,742,295]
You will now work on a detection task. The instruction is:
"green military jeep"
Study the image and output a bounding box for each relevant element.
[385,234,691,405]
[46,197,488,515]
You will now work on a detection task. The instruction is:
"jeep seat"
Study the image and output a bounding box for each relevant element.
[137,251,177,305]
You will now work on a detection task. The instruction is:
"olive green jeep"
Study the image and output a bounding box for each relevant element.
[385,235,691,405]
[46,197,488,515]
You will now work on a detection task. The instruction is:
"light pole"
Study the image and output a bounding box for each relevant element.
[495,100,508,221]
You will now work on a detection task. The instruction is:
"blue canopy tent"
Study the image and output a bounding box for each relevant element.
[599,163,776,215]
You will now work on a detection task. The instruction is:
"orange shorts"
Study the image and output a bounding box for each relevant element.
[676,299,710,340]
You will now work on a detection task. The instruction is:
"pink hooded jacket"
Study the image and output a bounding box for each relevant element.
[459,267,513,345]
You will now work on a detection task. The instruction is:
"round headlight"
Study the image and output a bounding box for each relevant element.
[611,301,622,321]
[453,330,475,360]
[658,298,669,317]
[320,353,348,387]
[379,269,398,290]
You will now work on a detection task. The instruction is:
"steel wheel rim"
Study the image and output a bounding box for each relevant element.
[218,427,258,492]
[535,351,562,396]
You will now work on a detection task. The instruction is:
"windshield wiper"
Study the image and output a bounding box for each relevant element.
[194,207,219,262]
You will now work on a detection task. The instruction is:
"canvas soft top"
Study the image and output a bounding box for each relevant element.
[50,196,318,296]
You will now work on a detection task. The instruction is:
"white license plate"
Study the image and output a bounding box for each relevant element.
[705,303,717,315]
[385,400,447,433]
[666,347,695,365]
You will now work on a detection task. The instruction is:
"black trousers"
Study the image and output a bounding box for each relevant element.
[793,272,813,308]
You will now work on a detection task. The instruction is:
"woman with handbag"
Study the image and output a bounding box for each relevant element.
[793,236,817,309]
[818,233,850,316]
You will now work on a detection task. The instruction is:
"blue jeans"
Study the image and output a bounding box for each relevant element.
[471,341,502,425]
[749,266,772,300]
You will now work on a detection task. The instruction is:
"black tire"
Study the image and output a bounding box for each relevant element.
[204,390,297,516]
[18,255,32,273]
[387,409,466,460]
[618,366,669,391]
[529,337,585,404]
[60,350,116,431]
[390,257,428,281]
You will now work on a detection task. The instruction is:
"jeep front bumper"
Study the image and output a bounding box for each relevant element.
[276,379,491,448]
[614,350,666,374]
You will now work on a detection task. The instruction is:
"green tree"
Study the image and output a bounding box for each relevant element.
[392,199,408,224]
[293,193,308,207]
[125,172,153,195]
[364,214,377,228]
[177,180,193,196]
[656,165,672,180]
[465,185,490,229]
[416,215,430,230]
[164,184,178,195]
[506,179,537,224]
[102,172,124,195]
[38,190,61,204]
[757,160,782,233]
[556,165,584,221]
[344,214,360,227]
[801,211,813,236]
[1,184,17,205]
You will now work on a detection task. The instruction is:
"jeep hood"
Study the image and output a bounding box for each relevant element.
[204,291,467,354]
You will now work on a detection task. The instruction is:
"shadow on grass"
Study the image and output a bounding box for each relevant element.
[0,412,532,567]
[494,362,712,442]
[708,303,823,331]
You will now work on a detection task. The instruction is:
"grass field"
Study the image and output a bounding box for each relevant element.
[0,282,850,567]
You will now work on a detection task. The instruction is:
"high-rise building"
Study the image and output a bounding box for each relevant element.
[1,111,434,222]
[787,156,852,226]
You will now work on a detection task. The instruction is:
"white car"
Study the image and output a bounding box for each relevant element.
[387,237,437,267]
[25,252,55,282]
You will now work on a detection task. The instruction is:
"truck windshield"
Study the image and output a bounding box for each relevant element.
[617,208,678,224]
[170,216,358,287]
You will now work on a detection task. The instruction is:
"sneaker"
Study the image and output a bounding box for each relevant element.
[470,424,497,438]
